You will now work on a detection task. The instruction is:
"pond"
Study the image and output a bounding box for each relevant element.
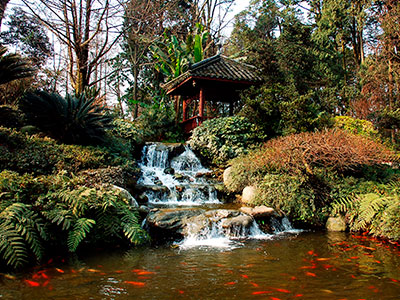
[1,231,400,300]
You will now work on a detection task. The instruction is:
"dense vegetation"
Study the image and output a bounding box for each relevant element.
[1,0,400,269]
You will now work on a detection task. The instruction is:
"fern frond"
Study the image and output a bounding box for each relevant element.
[67,218,95,252]
[120,209,148,245]
[0,223,28,268]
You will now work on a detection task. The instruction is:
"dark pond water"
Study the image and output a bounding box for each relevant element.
[1,231,400,300]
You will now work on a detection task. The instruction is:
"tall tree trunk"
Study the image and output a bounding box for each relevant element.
[0,0,10,31]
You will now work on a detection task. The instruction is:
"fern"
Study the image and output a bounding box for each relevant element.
[67,218,95,252]
[331,196,354,216]
[0,203,46,268]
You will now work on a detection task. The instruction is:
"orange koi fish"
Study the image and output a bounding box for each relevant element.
[124,281,146,287]
[241,274,249,279]
[294,294,303,297]
[115,270,124,274]
[224,281,236,285]
[55,268,64,273]
[390,278,399,283]
[24,280,40,287]
[41,272,49,279]
[273,288,290,293]
[87,269,100,273]
[316,258,331,261]
[137,271,155,275]
[305,272,316,277]
[178,290,184,294]
[252,291,272,295]
[300,266,316,269]
[270,297,281,300]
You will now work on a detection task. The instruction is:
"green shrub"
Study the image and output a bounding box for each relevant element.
[333,116,378,140]
[19,90,113,145]
[0,127,132,175]
[0,170,147,269]
[189,116,265,166]
[0,105,24,128]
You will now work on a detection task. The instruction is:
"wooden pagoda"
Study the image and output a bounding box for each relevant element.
[161,54,262,134]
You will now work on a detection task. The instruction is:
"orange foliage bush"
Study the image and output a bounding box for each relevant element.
[227,129,396,192]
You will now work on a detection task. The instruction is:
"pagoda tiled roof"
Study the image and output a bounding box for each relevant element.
[161,54,262,92]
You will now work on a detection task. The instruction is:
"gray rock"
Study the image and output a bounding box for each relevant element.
[326,216,347,232]
[221,215,253,229]
[240,206,276,218]
[112,185,139,207]
[241,186,257,205]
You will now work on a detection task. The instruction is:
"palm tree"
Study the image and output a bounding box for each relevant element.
[0,46,34,85]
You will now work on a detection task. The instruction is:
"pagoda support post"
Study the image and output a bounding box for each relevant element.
[182,97,187,121]
[199,88,205,122]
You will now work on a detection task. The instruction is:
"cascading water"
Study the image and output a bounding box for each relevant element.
[138,143,219,205]
[139,143,300,248]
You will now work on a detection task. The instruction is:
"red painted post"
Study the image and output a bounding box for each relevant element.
[182,97,187,121]
[199,88,204,124]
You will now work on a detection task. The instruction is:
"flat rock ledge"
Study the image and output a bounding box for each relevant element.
[240,206,276,219]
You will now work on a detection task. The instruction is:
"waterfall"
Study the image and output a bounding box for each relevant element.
[138,143,220,205]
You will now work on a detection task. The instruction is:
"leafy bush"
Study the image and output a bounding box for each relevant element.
[19,90,113,145]
[227,129,395,192]
[0,170,147,269]
[189,116,265,166]
[0,105,24,128]
[0,127,133,176]
[333,116,378,140]
[227,129,398,226]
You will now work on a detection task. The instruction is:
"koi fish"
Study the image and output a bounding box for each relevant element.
[55,268,64,273]
[300,266,316,269]
[252,291,272,295]
[178,290,184,294]
[323,264,333,269]
[250,282,259,287]
[24,279,40,287]
[294,294,303,297]
[87,269,100,273]
[3,274,16,280]
[241,274,249,279]
[136,271,155,275]
[124,281,146,287]
[390,278,399,283]
[350,275,356,279]
[41,272,49,279]
[350,256,359,259]
[273,288,290,293]
[224,281,236,285]
[375,260,382,263]
[290,276,297,281]
[115,270,124,274]
[305,272,316,277]
[270,297,281,300]
[42,280,50,287]
[316,258,331,261]
[307,250,316,256]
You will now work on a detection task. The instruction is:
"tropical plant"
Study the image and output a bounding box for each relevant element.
[152,23,210,81]
[189,116,265,166]
[19,89,114,145]
[0,46,34,86]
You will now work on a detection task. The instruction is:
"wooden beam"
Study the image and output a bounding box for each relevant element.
[199,88,204,120]
[182,97,187,121]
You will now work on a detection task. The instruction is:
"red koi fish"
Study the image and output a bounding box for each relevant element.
[305,272,316,277]
[270,297,281,300]
[316,258,331,261]
[241,274,249,279]
[224,281,236,285]
[124,281,146,287]
[252,291,272,295]
[178,290,184,294]
[390,278,399,283]
[42,280,50,287]
[24,280,40,287]
[250,282,259,287]
[55,268,64,273]
[294,294,303,297]
[273,288,290,293]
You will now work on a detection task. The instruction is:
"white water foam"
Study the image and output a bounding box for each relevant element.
[138,144,220,205]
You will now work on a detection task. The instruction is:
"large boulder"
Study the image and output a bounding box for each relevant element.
[326,216,347,232]
[241,186,257,205]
